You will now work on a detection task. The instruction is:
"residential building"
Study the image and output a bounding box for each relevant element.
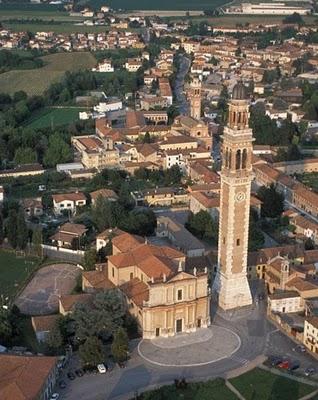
[52,192,87,216]
[303,317,318,354]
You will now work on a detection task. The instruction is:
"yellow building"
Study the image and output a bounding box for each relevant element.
[303,317,318,354]
[106,232,210,339]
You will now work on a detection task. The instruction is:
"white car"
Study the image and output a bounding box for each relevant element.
[50,394,59,400]
[97,364,106,374]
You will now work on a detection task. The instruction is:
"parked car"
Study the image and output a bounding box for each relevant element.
[269,356,283,366]
[67,371,76,380]
[293,345,306,353]
[50,394,59,400]
[75,369,84,377]
[305,367,316,376]
[58,380,66,389]
[288,361,300,371]
[278,360,290,370]
[97,364,106,374]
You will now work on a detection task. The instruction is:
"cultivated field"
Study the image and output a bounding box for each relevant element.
[0,52,96,96]
[3,21,110,34]
[26,107,88,129]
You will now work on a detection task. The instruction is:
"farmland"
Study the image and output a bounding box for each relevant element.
[0,52,96,96]
[25,107,89,129]
[2,21,111,34]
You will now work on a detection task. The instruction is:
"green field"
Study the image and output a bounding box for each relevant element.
[25,107,89,129]
[139,378,239,400]
[230,368,316,400]
[0,250,39,302]
[3,21,110,34]
[297,172,318,193]
[0,52,96,95]
[93,0,226,10]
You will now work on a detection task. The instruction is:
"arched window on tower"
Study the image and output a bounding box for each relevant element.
[242,148,247,169]
[225,148,229,168]
[235,149,241,170]
[229,149,232,169]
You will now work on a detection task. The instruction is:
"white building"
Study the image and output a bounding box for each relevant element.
[94,59,114,72]
[52,192,87,215]
[226,2,312,15]
[94,99,123,113]
[303,317,318,354]
[268,291,304,314]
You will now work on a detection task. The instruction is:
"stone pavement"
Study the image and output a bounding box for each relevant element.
[138,325,241,367]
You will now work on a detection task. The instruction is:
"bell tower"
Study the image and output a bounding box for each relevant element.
[213,82,253,311]
[189,76,201,120]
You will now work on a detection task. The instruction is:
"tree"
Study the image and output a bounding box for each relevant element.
[248,213,265,251]
[305,237,315,250]
[32,227,43,258]
[73,289,125,342]
[283,12,304,25]
[111,327,129,363]
[46,322,63,353]
[16,208,28,250]
[6,209,18,248]
[79,337,104,367]
[43,133,72,168]
[186,210,218,243]
[14,147,37,165]
[258,184,284,218]
[83,248,97,271]
[0,213,4,245]
[0,309,12,345]
[164,165,182,185]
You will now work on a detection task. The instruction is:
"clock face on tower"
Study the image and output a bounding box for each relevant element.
[235,191,246,202]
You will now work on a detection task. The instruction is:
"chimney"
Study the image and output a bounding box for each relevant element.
[193,267,197,276]
[151,276,154,283]
[145,237,148,244]
[163,273,166,282]
[204,267,207,274]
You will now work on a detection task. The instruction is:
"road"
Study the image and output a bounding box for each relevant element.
[173,54,191,115]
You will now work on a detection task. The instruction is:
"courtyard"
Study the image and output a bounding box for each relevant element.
[15,262,82,315]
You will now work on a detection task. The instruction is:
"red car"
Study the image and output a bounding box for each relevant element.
[278,360,290,369]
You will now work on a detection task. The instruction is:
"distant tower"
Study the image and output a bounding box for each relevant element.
[280,257,290,290]
[213,82,253,311]
[189,76,201,120]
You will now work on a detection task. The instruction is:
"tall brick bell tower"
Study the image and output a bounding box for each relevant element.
[213,82,253,310]
[189,76,202,120]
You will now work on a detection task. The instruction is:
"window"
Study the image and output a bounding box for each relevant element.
[155,328,160,337]
[242,148,247,169]
[223,237,225,244]
[236,149,241,170]
[112,267,115,278]
[177,289,183,301]
[130,272,133,280]
[237,239,240,246]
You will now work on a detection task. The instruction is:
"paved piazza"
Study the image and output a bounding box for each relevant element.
[138,326,241,367]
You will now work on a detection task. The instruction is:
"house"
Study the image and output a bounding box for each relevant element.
[131,187,188,207]
[303,317,318,354]
[0,163,44,179]
[268,291,304,314]
[52,192,87,216]
[90,188,118,205]
[50,222,87,249]
[21,198,43,217]
[96,227,125,252]
[58,293,93,315]
[0,354,58,400]
[82,263,115,293]
[94,59,114,72]
[31,315,59,343]
[189,191,220,219]
[156,215,206,257]
[125,58,142,72]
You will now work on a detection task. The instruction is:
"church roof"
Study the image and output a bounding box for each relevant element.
[232,81,247,100]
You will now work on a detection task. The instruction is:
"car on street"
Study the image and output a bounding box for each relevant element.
[268,356,283,366]
[50,394,59,400]
[67,371,76,380]
[97,364,106,374]
[58,380,66,389]
[277,360,290,370]
[305,367,316,376]
[288,361,300,371]
[293,345,306,353]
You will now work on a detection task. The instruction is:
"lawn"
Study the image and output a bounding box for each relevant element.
[139,378,239,400]
[3,21,110,34]
[230,368,316,400]
[91,0,227,10]
[0,250,39,303]
[0,52,96,95]
[25,107,89,129]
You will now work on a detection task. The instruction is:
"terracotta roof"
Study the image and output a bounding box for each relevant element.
[59,293,93,312]
[269,290,300,300]
[112,232,144,253]
[120,278,149,307]
[96,227,125,240]
[31,315,58,332]
[90,188,118,202]
[286,277,318,292]
[190,191,220,209]
[59,222,87,236]
[126,111,145,129]
[82,268,115,290]
[0,354,57,400]
[304,250,318,264]
[52,192,86,203]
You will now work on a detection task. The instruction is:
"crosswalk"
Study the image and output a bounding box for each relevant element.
[230,355,249,365]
